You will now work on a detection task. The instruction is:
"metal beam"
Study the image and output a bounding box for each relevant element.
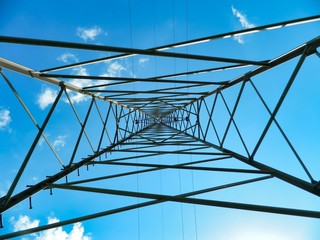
[73,156,231,185]
[46,175,320,220]
[0,36,269,66]
[97,161,269,174]
[0,175,274,239]
[38,15,320,73]
[39,73,222,87]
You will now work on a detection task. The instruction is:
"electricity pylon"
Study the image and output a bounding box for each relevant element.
[1,15,320,239]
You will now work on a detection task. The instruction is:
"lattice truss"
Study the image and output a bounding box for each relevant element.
[1,15,320,239]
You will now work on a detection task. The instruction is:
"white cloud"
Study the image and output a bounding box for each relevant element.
[97,61,126,90]
[36,217,92,240]
[138,57,149,66]
[34,217,67,240]
[72,66,89,77]
[66,222,91,240]
[10,215,91,240]
[0,108,11,130]
[38,133,51,147]
[77,26,103,41]
[65,67,90,104]
[66,92,89,104]
[101,61,126,77]
[233,35,244,44]
[231,6,255,29]
[65,61,126,103]
[37,88,58,110]
[57,53,78,63]
[231,6,255,44]
[38,136,45,147]
[53,135,67,151]
[38,133,67,151]
[10,215,40,232]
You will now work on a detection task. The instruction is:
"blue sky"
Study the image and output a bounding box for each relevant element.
[1,0,320,239]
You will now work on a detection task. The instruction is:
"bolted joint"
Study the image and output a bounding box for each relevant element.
[306,36,320,54]
[304,41,320,57]
[59,82,67,90]
[312,180,320,190]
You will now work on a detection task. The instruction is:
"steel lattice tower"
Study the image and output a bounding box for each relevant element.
[1,14,320,239]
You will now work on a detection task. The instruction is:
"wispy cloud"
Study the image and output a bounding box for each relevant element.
[138,57,149,66]
[98,61,126,90]
[37,88,58,110]
[38,133,67,151]
[51,61,127,104]
[66,67,91,104]
[38,135,45,147]
[72,66,89,77]
[0,108,11,131]
[101,61,126,77]
[231,6,255,28]
[53,135,67,151]
[77,26,104,41]
[10,215,91,240]
[233,35,244,44]
[231,6,255,44]
[57,53,78,63]
[66,63,125,103]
